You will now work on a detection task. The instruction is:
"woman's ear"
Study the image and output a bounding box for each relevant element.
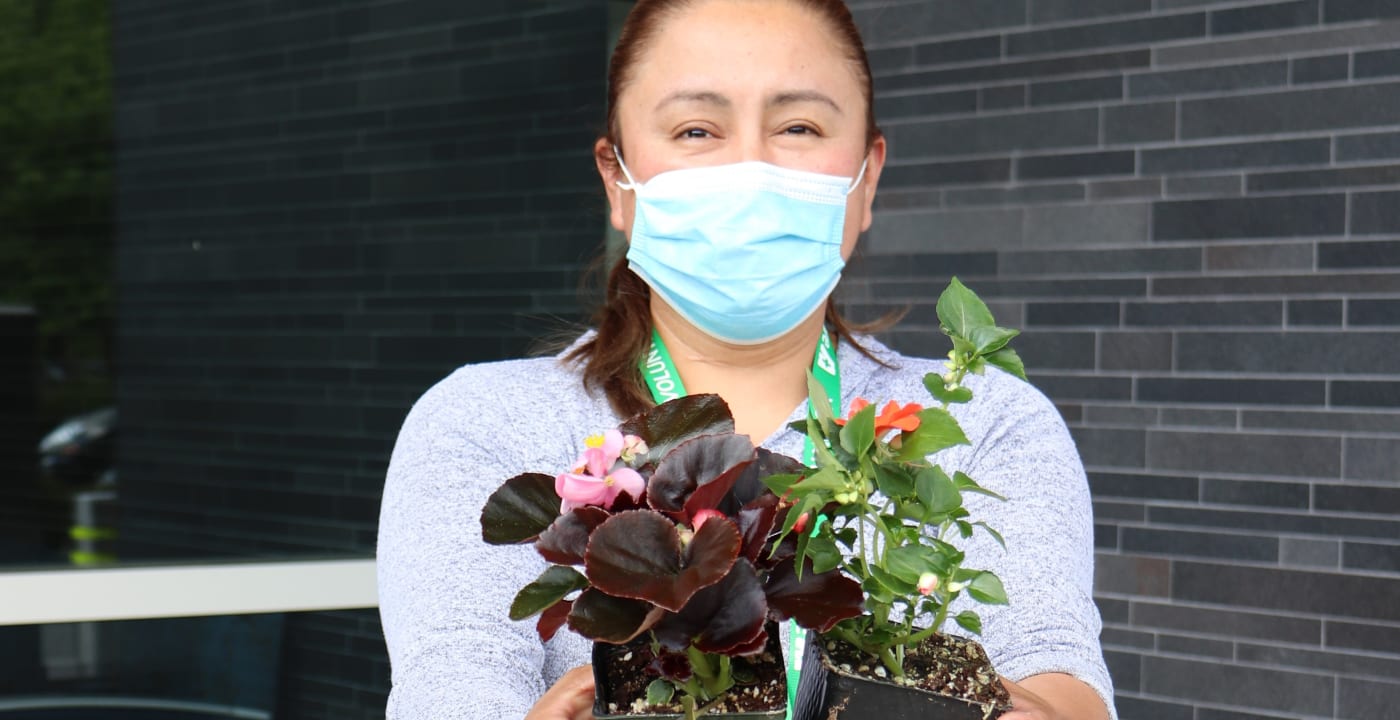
[595,137,628,233]
[857,134,887,233]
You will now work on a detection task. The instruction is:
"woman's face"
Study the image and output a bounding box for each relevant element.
[598,0,886,260]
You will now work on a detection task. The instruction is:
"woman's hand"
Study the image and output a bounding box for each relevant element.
[524,665,595,720]
[1000,673,1109,720]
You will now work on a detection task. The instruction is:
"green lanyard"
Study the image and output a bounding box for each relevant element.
[638,327,840,716]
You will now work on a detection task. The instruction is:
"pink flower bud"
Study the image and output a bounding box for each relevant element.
[917,572,939,596]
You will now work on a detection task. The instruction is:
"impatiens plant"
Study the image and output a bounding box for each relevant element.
[767,277,1026,681]
[480,395,864,719]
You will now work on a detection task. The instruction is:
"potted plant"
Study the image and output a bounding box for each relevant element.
[774,278,1024,720]
[479,394,864,720]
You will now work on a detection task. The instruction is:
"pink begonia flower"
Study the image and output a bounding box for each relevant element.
[555,429,645,512]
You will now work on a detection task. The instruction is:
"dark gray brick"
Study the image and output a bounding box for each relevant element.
[911,36,1003,67]
[1001,247,1200,276]
[1281,537,1341,568]
[1035,373,1135,401]
[1125,300,1283,327]
[1349,299,1400,325]
[1332,381,1400,408]
[1326,0,1400,22]
[1098,596,1131,623]
[1114,696,1193,720]
[1132,600,1322,644]
[1287,299,1343,326]
[1157,633,1234,658]
[980,84,1028,110]
[1165,174,1243,197]
[1124,527,1276,561]
[849,252,999,279]
[1316,485,1400,515]
[1074,427,1147,467]
[867,46,913,76]
[875,90,979,119]
[1205,242,1314,272]
[1336,130,1400,161]
[886,108,1099,158]
[1353,191,1400,234]
[1292,53,1350,84]
[1150,505,1400,542]
[1025,202,1153,247]
[1249,163,1400,192]
[1102,627,1153,650]
[1210,1,1320,36]
[1238,643,1400,683]
[1096,553,1172,596]
[1327,620,1400,654]
[1177,330,1400,374]
[880,158,1012,187]
[1173,560,1400,621]
[1345,437,1400,481]
[1340,679,1400,720]
[1153,194,1345,241]
[945,184,1086,207]
[1146,429,1340,477]
[1014,331,1098,369]
[1356,48,1400,79]
[878,50,1151,92]
[1128,61,1288,99]
[1104,650,1143,693]
[1027,301,1122,326]
[1029,75,1124,106]
[1102,332,1173,371]
[1181,81,1400,138]
[1141,138,1330,174]
[1344,541,1400,573]
[1008,13,1207,56]
[1104,100,1178,144]
[1202,478,1311,509]
[1096,499,1147,522]
[1157,19,1400,66]
[1160,407,1237,427]
[1018,151,1135,179]
[1089,178,1163,200]
[1138,377,1324,406]
[1084,404,1159,424]
[1029,0,1151,23]
[1096,523,1119,549]
[1243,409,1400,433]
[1318,239,1400,269]
[1143,656,1332,715]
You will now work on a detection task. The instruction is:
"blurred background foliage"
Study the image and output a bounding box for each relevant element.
[0,0,114,423]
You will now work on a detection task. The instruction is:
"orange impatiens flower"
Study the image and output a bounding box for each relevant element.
[837,397,924,438]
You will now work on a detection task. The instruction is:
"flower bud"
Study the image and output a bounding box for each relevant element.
[917,573,939,596]
[942,371,958,386]
[793,512,811,534]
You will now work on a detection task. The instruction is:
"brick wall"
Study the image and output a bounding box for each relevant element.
[841,1,1400,718]
[110,1,607,716]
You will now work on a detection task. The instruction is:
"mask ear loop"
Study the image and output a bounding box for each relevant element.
[845,157,870,196]
[612,145,641,191]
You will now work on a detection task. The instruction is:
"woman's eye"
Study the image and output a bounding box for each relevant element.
[679,127,711,139]
[782,124,819,136]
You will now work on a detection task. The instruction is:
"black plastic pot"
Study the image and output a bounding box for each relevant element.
[591,626,788,720]
[792,633,1009,720]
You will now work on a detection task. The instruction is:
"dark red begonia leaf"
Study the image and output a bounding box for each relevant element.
[567,588,660,643]
[736,494,780,567]
[481,473,561,545]
[723,448,805,515]
[647,434,756,514]
[537,507,611,565]
[585,510,740,611]
[653,558,768,655]
[765,557,865,632]
[650,648,694,682]
[537,599,572,642]
[620,394,735,470]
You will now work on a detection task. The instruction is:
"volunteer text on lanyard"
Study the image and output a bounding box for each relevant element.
[639,327,840,719]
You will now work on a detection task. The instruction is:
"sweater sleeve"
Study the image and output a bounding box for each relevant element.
[377,370,557,720]
[958,370,1118,720]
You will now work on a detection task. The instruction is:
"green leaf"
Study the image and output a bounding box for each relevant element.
[936,277,996,339]
[861,574,895,604]
[896,408,970,462]
[510,565,588,621]
[953,611,983,635]
[873,463,915,499]
[481,473,562,545]
[868,564,916,596]
[986,347,1027,381]
[790,466,848,494]
[968,356,987,375]
[833,527,858,548]
[954,471,1007,501]
[956,520,974,538]
[805,533,843,575]
[924,374,973,405]
[884,545,939,584]
[915,466,962,516]
[806,369,836,425]
[968,326,1019,356]
[646,679,675,706]
[762,472,804,497]
[965,571,1009,605]
[974,521,1006,550]
[838,403,877,459]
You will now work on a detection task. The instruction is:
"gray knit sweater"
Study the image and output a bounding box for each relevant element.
[377,334,1116,719]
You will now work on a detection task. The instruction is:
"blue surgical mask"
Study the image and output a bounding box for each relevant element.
[615,150,868,345]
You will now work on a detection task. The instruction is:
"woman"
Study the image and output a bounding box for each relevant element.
[377,1,1115,719]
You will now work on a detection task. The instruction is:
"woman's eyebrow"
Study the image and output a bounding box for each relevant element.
[655,90,731,110]
[767,90,843,114]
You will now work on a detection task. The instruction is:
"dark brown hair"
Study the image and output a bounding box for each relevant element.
[568,0,896,417]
